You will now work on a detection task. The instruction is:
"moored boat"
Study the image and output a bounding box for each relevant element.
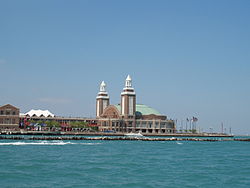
[124,132,144,137]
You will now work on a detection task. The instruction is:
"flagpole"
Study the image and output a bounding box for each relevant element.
[181,119,183,133]
[189,119,191,132]
[185,118,188,133]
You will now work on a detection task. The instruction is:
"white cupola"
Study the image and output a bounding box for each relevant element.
[100,81,106,92]
[125,75,132,88]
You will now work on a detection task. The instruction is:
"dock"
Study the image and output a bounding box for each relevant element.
[0,130,233,137]
[0,135,249,142]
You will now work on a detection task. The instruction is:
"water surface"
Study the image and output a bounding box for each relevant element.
[0,139,249,188]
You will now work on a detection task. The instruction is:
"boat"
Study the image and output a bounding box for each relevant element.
[125,132,144,137]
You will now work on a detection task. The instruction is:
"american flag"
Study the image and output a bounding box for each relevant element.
[192,117,198,122]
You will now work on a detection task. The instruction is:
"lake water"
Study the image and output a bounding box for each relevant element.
[0,139,249,188]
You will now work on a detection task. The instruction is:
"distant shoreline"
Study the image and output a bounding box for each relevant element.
[0,130,233,137]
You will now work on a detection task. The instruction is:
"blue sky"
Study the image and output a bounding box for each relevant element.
[0,0,250,134]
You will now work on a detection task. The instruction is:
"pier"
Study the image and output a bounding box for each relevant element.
[0,130,233,137]
[0,135,249,142]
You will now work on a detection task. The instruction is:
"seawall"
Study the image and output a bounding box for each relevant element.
[1,136,249,142]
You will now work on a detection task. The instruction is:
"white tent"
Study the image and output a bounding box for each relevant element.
[25,109,55,117]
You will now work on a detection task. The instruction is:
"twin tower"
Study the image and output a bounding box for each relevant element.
[96,75,136,119]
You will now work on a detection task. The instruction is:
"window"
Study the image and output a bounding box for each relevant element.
[155,122,159,128]
[0,111,3,115]
[103,100,108,111]
[129,96,134,115]
[149,122,152,128]
[136,122,140,127]
[5,118,10,124]
[141,123,147,128]
[122,96,125,115]
[12,111,16,115]
[160,123,165,128]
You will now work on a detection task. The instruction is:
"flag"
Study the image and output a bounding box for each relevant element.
[193,117,198,122]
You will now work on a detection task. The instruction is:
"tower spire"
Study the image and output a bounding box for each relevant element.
[100,81,106,92]
[96,81,110,117]
[125,75,132,88]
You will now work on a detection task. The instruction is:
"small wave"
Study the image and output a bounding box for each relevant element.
[176,142,183,145]
[0,141,68,146]
[0,141,102,146]
[79,143,102,145]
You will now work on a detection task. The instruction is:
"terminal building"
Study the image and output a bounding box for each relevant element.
[1,76,175,134]
[96,75,176,133]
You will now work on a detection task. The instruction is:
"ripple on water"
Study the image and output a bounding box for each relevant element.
[0,140,250,188]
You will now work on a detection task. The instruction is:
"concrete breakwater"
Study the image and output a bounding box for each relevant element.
[0,136,249,142]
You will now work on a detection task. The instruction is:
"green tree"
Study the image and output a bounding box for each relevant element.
[45,120,60,129]
[91,126,99,132]
[70,121,88,128]
[191,129,197,133]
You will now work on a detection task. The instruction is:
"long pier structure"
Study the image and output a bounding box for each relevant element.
[0,135,249,142]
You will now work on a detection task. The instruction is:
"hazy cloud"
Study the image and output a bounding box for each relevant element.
[38,97,72,104]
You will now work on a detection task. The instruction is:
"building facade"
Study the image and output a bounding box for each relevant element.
[96,75,176,133]
[0,104,20,130]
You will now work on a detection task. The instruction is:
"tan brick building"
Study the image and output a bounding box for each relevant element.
[0,104,20,130]
[96,75,176,134]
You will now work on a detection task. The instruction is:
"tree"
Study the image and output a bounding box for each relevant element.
[70,121,88,128]
[91,126,99,132]
[191,129,197,134]
[45,120,60,130]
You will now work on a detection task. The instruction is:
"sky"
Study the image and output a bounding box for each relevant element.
[0,0,250,134]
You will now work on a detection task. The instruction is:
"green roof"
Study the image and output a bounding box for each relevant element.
[114,104,162,116]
